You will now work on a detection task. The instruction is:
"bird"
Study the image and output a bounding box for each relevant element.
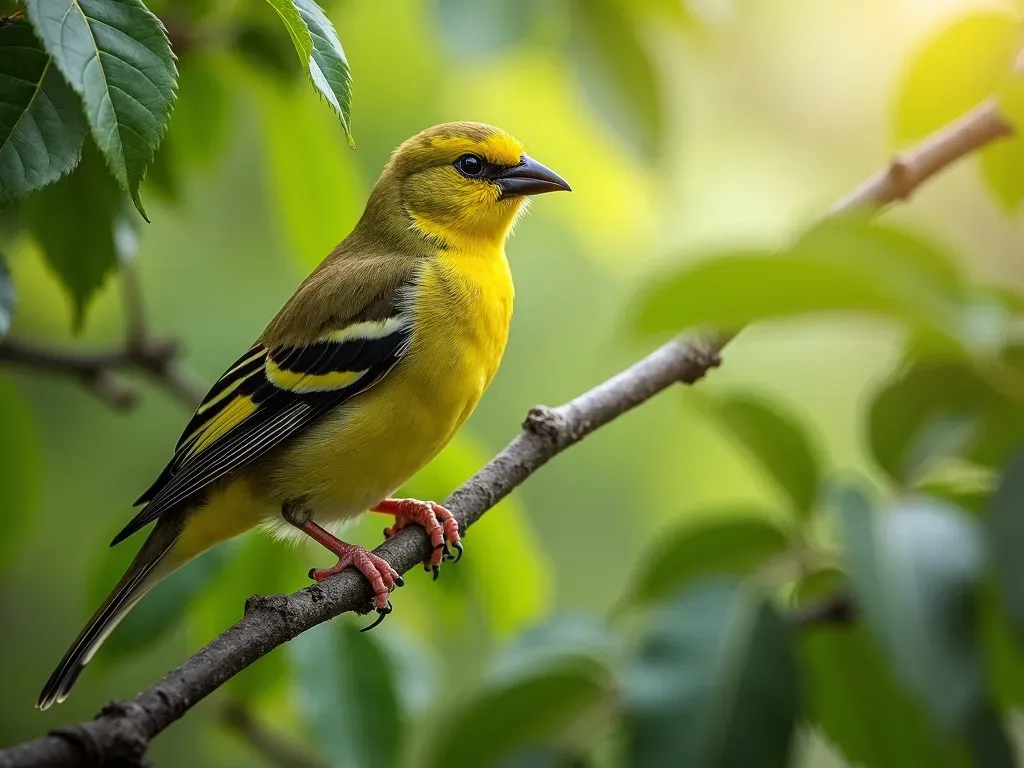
[37,121,570,709]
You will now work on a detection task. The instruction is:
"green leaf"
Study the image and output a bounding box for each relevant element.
[91,547,225,660]
[24,0,177,219]
[622,511,791,610]
[837,487,985,731]
[292,620,402,768]
[0,20,84,206]
[868,361,996,487]
[892,10,1020,144]
[435,0,538,57]
[426,618,614,768]
[0,380,39,569]
[633,219,968,349]
[989,452,1024,645]
[264,0,354,145]
[488,616,617,684]
[568,0,662,158]
[795,569,960,768]
[23,141,119,329]
[795,216,966,298]
[702,393,821,516]
[624,579,799,768]
[978,135,1024,213]
[0,252,13,338]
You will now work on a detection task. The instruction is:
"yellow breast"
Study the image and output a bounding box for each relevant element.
[266,246,514,519]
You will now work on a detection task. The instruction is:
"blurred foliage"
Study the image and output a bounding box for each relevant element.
[7,1,1024,767]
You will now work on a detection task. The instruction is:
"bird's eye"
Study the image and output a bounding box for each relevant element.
[455,153,485,177]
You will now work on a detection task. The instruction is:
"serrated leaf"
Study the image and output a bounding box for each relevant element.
[91,546,225,660]
[435,0,539,57]
[989,451,1024,645]
[24,0,177,219]
[624,579,800,768]
[23,141,119,329]
[0,380,39,569]
[568,0,662,159]
[264,0,353,145]
[0,20,84,206]
[795,569,958,768]
[292,620,404,768]
[703,394,821,516]
[837,487,985,731]
[622,511,791,610]
[0,252,13,338]
[426,618,614,768]
[892,11,1021,145]
[868,362,997,487]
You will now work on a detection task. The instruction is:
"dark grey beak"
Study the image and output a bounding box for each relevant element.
[496,154,572,200]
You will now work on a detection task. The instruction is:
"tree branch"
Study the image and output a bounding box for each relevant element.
[0,99,1014,767]
[828,99,1013,214]
[0,271,205,411]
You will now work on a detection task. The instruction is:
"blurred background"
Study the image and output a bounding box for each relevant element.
[2,0,1023,765]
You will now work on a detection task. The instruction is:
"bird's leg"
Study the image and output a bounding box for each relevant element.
[373,498,463,579]
[282,501,402,615]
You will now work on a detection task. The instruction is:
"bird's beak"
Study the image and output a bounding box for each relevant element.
[496,154,572,200]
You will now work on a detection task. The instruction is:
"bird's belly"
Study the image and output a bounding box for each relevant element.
[265,337,495,525]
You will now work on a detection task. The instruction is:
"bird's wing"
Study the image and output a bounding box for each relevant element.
[112,266,417,546]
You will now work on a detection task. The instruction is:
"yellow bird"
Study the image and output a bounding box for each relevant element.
[37,122,570,709]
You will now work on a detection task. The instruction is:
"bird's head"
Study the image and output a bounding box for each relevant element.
[367,122,570,249]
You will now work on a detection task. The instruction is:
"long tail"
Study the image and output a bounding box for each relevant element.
[37,520,181,709]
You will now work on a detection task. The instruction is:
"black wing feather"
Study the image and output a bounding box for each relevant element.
[113,322,411,546]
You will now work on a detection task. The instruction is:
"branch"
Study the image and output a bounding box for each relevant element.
[0,100,1014,767]
[829,99,1013,215]
[0,339,718,768]
[0,270,205,411]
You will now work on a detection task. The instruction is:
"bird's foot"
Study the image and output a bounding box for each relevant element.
[374,497,463,578]
[298,521,402,617]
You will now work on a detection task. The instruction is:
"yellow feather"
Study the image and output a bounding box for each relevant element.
[187,395,258,456]
[265,361,366,392]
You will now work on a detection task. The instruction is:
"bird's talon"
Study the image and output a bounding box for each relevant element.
[453,541,464,562]
[432,565,440,582]
[361,601,393,632]
[395,574,405,587]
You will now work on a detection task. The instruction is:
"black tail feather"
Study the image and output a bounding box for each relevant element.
[37,524,178,709]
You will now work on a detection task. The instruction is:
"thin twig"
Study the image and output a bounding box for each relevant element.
[0,273,205,411]
[0,99,1014,767]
